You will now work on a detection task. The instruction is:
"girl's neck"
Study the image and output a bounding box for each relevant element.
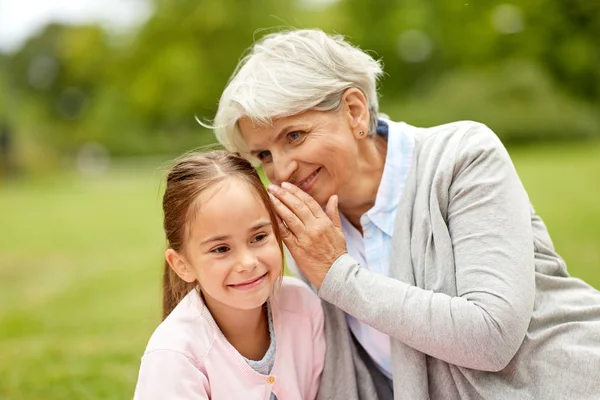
[202,292,270,361]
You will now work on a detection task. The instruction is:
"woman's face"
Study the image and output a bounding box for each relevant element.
[239,107,364,207]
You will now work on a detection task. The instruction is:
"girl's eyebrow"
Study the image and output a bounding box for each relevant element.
[250,221,272,231]
[200,222,272,244]
[201,234,230,244]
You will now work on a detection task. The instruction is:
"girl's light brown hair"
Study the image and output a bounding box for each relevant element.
[161,150,283,320]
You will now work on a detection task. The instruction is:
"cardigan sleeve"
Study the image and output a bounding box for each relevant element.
[318,123,536,372]
[134,349,210,399]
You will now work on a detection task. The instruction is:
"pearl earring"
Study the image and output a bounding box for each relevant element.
[359,130,364,136]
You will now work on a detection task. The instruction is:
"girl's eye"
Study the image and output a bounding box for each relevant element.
[257,150,272,162]
[287,131,304,143]
[252,233,268,243]
[211,246,230,254]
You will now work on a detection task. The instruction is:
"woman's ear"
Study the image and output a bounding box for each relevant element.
[342,88,369,138]
[165,249,196,283]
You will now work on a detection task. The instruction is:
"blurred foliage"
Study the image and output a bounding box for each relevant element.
[1,3,599,397]
[0,0,599,171]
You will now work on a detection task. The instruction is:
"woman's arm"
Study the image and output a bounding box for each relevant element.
[319,125,535,371]
[134,349,210,399]
[270,124,535,371]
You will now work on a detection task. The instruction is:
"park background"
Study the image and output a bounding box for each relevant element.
[0,0,599,398]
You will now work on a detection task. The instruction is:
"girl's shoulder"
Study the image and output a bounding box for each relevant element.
[143,290,215,361]
[273,276,322,316]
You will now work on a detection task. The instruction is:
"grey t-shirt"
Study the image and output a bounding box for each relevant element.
[243,306,277,400]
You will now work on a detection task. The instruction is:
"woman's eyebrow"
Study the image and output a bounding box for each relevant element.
[249,125,307,155]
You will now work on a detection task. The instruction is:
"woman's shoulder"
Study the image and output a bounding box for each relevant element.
[403,120,507,172]
[406,119,501,150]
[400,119,493,143]
[143,291,215,361]
[274,276,321,315]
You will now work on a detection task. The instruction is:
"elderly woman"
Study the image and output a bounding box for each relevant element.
[210,29,600,399]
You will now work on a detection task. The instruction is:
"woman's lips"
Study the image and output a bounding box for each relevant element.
[297,167,321,193]
[228,272,268,291]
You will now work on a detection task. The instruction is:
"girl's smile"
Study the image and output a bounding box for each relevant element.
[227,272,269,291]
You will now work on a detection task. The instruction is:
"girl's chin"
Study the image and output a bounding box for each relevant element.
[234,296,270,311]
[232,286,272,308]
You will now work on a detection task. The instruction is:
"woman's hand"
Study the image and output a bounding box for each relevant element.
[267,182,347,289]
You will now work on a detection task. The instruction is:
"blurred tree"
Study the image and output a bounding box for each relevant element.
[335,0,600,140]
[1,0,599,168]
[6,24,112,155]
[536,0,600,100]
[108,0,298,153]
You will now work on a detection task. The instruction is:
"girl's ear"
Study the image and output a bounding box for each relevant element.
[165,249,196,283]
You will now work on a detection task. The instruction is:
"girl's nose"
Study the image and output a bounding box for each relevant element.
[236,248,258,273]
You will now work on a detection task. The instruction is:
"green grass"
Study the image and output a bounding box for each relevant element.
[0,162,166,399]
[508,142,600,286]
[1,143,599,399]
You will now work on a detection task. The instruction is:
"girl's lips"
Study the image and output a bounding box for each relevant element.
[228,273,268,291]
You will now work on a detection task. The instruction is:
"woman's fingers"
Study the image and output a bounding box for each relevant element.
[273,214,294,246]
[268,193,304,236]
[325,195,342,230]
[280,182,324,218]
[268,184,315,223]
[267,186,347,290]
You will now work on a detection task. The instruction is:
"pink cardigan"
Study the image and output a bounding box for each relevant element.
[134,276,326,399]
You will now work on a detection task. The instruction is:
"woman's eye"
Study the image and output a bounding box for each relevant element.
[252,233,268,243]
[211,246,230,254]
[287,131,304,142]
[257,151,272,162]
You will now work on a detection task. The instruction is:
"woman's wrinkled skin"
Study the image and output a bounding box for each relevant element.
[238,89,388,287]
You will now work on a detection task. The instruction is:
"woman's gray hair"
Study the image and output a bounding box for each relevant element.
[208,29,384,154]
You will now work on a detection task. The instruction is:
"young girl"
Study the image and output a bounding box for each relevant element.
[134,151,326,400]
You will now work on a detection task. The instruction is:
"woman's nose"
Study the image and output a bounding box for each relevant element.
[272,155,297,185]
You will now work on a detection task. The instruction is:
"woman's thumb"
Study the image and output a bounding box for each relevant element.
[325,195,342,229]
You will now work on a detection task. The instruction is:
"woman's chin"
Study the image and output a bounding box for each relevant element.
[313,191,335,208]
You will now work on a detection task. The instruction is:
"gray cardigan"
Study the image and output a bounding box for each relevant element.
[289,120,600,400]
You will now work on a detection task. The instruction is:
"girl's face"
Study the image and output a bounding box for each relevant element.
[170,178,282,312]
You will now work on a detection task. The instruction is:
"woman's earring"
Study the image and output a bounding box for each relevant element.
[359,130,364,136]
